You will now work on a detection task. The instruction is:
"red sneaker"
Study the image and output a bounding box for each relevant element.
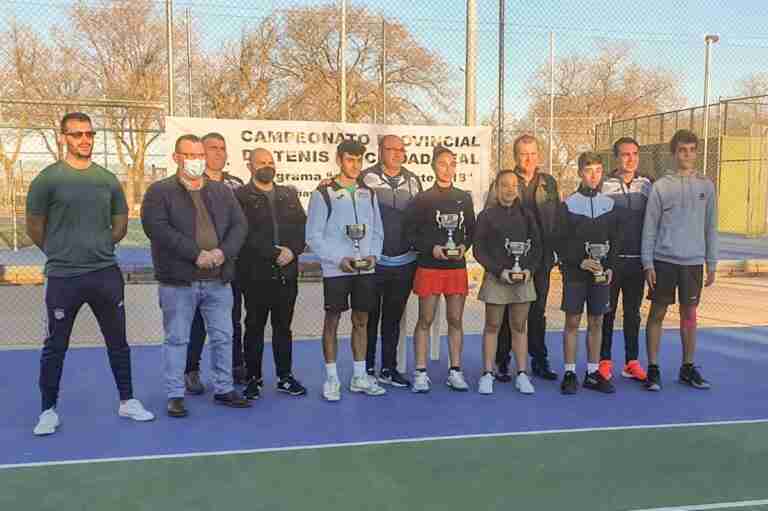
[622,360,647,381]
[598,359,613,381]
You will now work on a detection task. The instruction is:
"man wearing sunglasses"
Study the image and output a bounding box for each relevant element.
[27,112,155,436]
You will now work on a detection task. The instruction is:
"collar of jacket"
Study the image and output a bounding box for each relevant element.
[244,180,282,197]
[175,174,206,192]
[431,183,454,192]
[374,163,414,180]
[578,184,599,197]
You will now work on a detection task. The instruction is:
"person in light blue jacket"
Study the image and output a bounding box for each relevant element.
[306,140,385,402]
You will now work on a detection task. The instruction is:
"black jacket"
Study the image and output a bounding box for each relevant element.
[474,201,543,278]
[600,171,653,257]
[234,182,307,282]
[558,185,622,283]
[141,176,247,285]
[405,184,476,269]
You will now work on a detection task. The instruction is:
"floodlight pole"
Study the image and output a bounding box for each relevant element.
[465,0,477,126]
[702,34,719,176]
[340,0,347,123]
[497,0,505,170]
[165,0,174,116]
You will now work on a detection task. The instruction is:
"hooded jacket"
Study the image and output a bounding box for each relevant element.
[600,171,652,257]
[474,200,543,278]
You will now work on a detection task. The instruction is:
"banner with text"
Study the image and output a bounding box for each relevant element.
[165,117,493,210]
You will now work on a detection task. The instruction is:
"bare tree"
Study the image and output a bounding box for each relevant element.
[736,73,768,97]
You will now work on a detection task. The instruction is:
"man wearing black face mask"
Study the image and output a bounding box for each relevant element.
[235,148,308,399]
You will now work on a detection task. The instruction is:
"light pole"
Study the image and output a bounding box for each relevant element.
[465,0,477,126]
[497,0,505,171]
[702,33,719,176]
[340,0,347,123]
[165,0,174,116]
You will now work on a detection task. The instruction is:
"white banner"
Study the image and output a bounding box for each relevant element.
[165,117,492,210]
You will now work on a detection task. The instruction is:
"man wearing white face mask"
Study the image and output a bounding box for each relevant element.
[141,134,249,418]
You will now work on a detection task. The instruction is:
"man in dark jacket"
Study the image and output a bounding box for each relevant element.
[141,134,250,418]
[490,135,560,381]
[235,148,308,400]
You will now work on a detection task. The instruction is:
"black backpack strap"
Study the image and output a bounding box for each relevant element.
[319,185,333,220]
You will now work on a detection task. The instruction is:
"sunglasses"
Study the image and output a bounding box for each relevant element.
[63,131,96,140]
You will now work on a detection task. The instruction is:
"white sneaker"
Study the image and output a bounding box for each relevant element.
[515,372,536,394]
[478,372,494,395]
[412,371,431,393]
[119,399,155,422]
[323,377,341,401]
[350,375,387,396]
[33,408,60,436]
[446,369,470,392]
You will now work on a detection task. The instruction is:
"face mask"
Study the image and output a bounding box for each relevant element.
[184,159,206,178]
[254,166,276,183]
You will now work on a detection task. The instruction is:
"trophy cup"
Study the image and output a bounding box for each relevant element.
[504,238,532,282]
[435,210,465,259]
[345,224,371,270]
[584,241,611,283]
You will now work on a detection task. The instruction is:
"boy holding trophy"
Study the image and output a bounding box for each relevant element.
[474,170,543,395]
[558,152,621,395]
[306,140,386,401]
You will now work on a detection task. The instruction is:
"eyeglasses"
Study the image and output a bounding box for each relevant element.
[177,153,206,159]
[63,131,96,140]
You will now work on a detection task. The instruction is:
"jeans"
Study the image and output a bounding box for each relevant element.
[159,281,234,398]
[185,281,243,373]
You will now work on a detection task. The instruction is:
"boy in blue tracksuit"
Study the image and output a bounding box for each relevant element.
[306,140,385,402]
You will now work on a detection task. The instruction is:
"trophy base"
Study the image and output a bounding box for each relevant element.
[509,271,525,282]
[444,248,462,259]
[351,259,372,270]
[593,273,608,284]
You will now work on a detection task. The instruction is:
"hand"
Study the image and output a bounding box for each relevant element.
[601,269,613,286]
[432,245,447,260]
[580,259,602,273]
[456,244,467,259]
[210,248,225,267]
[364,256,377,269]
[196,250,216,269]
[339,257,356,273]
[275,246,295,267]
[645,268,657,289]
[500,269,514,284]
[522,269,531,282]
[705,270,716,287]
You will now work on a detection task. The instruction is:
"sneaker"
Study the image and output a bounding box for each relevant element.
[33,408,60,436]
[478,372,494,395]
[560,371,579,395]
[412,371,431,393]
[185,370,205,395]
[532,358,558,380]
[276,375,307,396]
[679,364,711,390]
[350,375,387,396]
[515,372,535,394]
[598,359,614,380]
[323,377,341,401]
[495,362,512,383]
[446,369,470,391]
[118,399,155,422]
[583,371,616,394]
[233,365,248,385]
[244,378,263,400]
[378,368,410,388]
[167,398,188,418]
[622,360,647,381]
[213,390,251,408]
[645,365,662,392]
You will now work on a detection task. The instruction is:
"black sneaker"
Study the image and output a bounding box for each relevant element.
[679,364,711,390]
[560,371,579,395]
[378,368,410,388]
[583,371,616,394]
[244,378,263,400]
[532,358,558,380]
[276,375,307,396]
[645,365,662,392]
[495,363,512,383]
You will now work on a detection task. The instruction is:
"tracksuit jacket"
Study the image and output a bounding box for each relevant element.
[600,171,653,258]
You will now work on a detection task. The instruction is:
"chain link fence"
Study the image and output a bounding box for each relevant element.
[1,0,768,348]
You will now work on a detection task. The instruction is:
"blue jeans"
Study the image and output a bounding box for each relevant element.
[159,281,234,398]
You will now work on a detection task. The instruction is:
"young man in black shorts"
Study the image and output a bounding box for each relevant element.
[641,129,718,391]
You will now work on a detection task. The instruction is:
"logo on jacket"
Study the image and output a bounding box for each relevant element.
[699,193,705,200]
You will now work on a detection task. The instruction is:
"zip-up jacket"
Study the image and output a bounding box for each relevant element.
[486,168,560,264]
[474,200,543,279]
[211,172,245,190]
[360,163,423,266]
[404,184,476,270]
[641,172,718,270]
[234,182,306,283]
[141,176,247,285]
[558,185,621,283]
[305,180,384,278]
[601,171,652,257]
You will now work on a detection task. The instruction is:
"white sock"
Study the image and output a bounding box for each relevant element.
[325,363,338,381]
[564,363,576,373]
[587,363,599,374]
[353,361,367,379]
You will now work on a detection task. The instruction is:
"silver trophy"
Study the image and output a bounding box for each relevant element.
[345,224,371,270]
[584,241,610,283]
[504,238,532,282]
[435,210,465,259]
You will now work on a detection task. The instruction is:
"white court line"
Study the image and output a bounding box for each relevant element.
[629,498,768,510]
[1,418,767,471]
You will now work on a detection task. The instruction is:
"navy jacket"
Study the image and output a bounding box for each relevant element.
[601,171,652,257]
[474,201,543,278]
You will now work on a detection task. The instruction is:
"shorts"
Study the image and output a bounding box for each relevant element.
[412,267,468,297]
[561,279,611,316]
[648,260,703,306]
[323,274,377,313]
[478,271,536,304]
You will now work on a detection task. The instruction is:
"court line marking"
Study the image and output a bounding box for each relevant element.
[1,417,767,471]
[628,498,768,510]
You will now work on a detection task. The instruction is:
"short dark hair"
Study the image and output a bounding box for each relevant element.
[337,139,366,158]
[612,136,640,157]
[201,132,226,144]
[60,112,92,133]
[512,134,539,160]
[174,134,202,153]
[577,151,604,171]
[670,129,698,153]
